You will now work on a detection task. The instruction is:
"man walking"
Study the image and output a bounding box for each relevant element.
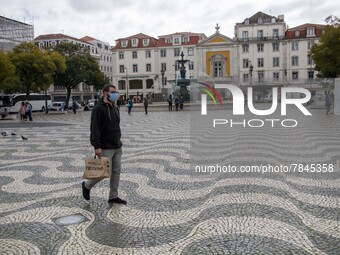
[325,93,332,115]
[82,84,126,204]
[143,96,149,114]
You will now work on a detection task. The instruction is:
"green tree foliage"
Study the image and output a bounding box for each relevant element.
[309,18,340,78]
[8,42,66,97]
[0,52,18,92]
[53,42,110,107]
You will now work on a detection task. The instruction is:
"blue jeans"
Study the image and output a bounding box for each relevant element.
[85,147,122,199]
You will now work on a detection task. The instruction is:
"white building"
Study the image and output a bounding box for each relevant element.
[34,33,114,102]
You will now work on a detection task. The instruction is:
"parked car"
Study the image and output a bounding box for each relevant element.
[88,99,97,108]
[48,102,66,111]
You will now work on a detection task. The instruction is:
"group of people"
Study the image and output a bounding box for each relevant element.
[168,95,184,111]
[19,101,33,121]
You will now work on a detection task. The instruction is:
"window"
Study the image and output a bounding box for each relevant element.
[257,30,263,40]
[183,37,189,43]
[132,51,138,59]
[174,48,181,57]
[119,65,125,73]
[292,71,299,80]
[307,27,315,36]
[307,57,314,65]
[273,29,279,39]
[121,40,127,47]
[143,39,149,46]
[132,38,137,45]
[258,18,263,24]
[189,61,194,70]
[174,62,179,71]
[292,56,299,66]
[244,18,249,25]
[308,71,314,80]
[242,31,249,41]
[161,49,166,57]
[145,50,151,58]
[258,58,264,67]
[273,72,279,81]
[161,63,167,71]
[146,64,151,72]
[272,43,279,52]
[174,38,180,44]
[307,40,314,49]
[243,59,249,68]
[214,62,223,77]
[273,57,280,67]
[257,44,264,52]
[119,52,124,59]
[243,73,249,82]
[295,31,300,37]
[165,38,172,44]
[242,44,249,53]
[258,71,264,82]
[188,47,194,56]
[133,64,138,73]
[292,41,299,51]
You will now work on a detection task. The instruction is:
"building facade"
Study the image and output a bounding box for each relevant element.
[30,11,327,102]
[0,15,34,52]
[34,34,114,102]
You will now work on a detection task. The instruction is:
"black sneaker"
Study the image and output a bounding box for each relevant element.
[82,181,90,200]
[108,197,127,204]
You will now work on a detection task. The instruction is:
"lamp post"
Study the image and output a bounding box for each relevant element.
[249,63,253,86]
[124,67,129,100]
[160,68,165,89]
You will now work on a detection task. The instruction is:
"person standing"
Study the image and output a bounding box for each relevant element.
[72,100,77,114]
[179,96,184,110]
[82,84,126,204]
[127,98,133,114]
[168,95,173,111]
[175,97,179,111]
[19,101,26,121]
[25,100,33,121]
[325,93,332,115]
[143,96,149,114]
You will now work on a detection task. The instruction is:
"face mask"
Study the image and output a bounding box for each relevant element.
[108,92,119,102]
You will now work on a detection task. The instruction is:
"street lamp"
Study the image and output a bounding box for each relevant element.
[123,66,129,100]
[160,68,165,89]
[249,63,253,86]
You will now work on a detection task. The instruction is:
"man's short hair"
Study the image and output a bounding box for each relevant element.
[103,84,116,93]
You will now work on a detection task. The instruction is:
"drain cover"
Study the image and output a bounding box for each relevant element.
[53,213,87,226]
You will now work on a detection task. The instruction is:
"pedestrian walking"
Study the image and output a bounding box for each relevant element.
[127,98,133,114]
[143,96,149,114]
[82,84,126,204]
[325,93,332,115]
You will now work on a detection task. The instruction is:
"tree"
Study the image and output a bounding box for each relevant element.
[0,52,18,92]
[309,18,340,78]
[8,42,66,97]
[53,42,110,107]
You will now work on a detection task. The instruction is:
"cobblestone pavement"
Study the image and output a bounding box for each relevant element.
[0,107,339,255]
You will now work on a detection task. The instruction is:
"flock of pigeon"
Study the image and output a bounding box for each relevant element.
[1,131,28,140]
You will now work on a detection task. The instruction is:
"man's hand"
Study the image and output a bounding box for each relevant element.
[95,148,102,158]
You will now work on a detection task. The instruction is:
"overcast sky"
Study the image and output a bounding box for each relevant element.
[1,0,339,45]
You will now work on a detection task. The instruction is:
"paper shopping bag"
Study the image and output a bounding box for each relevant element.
[83,156,111,180]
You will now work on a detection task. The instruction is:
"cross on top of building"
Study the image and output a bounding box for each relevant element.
[215,23,220,33]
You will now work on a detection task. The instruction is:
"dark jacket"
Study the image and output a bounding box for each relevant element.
[90,99,122,150]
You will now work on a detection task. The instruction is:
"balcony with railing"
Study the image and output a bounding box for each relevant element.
[236,35,285,43]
